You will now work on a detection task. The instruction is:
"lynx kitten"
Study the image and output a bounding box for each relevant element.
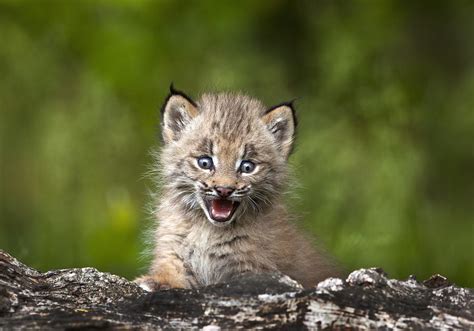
[135,86,341,290]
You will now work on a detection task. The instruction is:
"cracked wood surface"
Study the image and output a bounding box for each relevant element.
[0,250,472,329]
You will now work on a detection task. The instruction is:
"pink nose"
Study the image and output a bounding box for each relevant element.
[214,186,235,198]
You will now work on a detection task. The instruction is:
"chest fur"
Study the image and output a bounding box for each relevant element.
[180,228,275,286]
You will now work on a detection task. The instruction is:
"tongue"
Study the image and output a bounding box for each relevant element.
[210,199,234,220]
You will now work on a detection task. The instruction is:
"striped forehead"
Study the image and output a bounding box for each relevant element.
[206,107,255,136]
[207,116,253,141]
[198,93,264,138]
[195,134,258,162]
[194,127,258,164]
[191,93,267,161]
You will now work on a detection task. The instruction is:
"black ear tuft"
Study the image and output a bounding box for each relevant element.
[160,84,197,124]
[169,82,178,95]
[266,99,298,130]
[167,83,197,106]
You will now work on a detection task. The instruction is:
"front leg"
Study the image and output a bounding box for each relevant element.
[134,255,190,291]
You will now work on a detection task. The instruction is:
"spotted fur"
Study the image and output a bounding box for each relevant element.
[135,88,341,290]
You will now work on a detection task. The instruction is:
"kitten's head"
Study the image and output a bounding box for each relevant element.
[158,86,296,227]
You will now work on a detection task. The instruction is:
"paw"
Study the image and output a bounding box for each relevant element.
[134,275,171,292]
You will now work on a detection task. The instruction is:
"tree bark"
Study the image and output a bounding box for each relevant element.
[0,250,472,329]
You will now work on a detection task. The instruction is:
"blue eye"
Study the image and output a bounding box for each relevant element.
[240,160,256,174]
[197,156,213,170]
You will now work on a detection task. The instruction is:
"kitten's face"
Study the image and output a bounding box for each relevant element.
[159,90,295,227]
[164,118,285,227]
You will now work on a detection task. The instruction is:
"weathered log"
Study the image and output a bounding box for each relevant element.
[0,250,472,329]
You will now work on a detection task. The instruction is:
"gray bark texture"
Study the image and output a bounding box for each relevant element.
[0,250,472,330]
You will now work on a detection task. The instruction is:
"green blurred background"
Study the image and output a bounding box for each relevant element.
[0,0,473,287]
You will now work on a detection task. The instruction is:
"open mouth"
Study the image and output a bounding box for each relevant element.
[205,198,240,223]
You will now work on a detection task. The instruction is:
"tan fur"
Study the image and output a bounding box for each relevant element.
[135,90,342,290]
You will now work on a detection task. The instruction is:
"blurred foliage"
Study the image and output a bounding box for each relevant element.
[0,0,473,286]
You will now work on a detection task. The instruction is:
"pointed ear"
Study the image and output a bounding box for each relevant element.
[160,85,198,143]
[261,102,297,158]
